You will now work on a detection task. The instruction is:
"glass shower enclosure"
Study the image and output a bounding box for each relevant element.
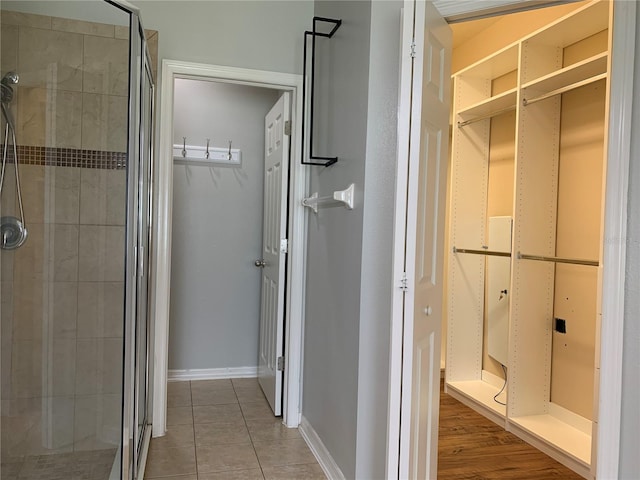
[0,1,155,478]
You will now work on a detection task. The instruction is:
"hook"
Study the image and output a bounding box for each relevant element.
[182,137,187,158]
[227,140,232,161]
[205,138,210,159]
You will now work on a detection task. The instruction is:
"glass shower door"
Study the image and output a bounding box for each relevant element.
[0,1,133,478]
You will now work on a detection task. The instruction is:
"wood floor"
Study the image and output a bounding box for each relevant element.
[438,385,584,479]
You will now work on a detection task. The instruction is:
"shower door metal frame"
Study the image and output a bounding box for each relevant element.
[106,0,155,478]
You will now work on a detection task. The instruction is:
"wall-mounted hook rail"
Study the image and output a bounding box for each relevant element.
[302,16,342,167]
[302,183,354,214]
[173,141,241,166]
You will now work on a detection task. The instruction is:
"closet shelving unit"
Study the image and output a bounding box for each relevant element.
[445,1,611,478]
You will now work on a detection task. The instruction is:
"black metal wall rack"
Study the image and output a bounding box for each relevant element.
[302,16,342,167]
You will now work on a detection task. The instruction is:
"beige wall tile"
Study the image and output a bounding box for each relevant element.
[114,25,129,40]
[78,225,125,282]
[11,339,42,398]
[51,338,76,396]
[73,394,121,451]
[48,166,80,224]
[51,17,114,37]
[2,396,74,457]
[1,282,14,400]
[20,164,45,224]
[75,338,123,395]
[1,10,51,29]
[79,169,126,226]
[13,223,46,284]
[1,24,19,75]
[77,282,124,338]
[12,279,44,340]
[50,281,78,339]
[81,93,128,152]
[83,36,128,96]
[50,224,78,282]
[17,87,82,148]
[18,28,82,91]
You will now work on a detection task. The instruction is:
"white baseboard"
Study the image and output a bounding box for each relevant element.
[168,366,258,381]
[299,416,345,480]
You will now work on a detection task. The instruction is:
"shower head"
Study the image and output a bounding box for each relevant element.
[2,72,19,86]
[1,72,19,105]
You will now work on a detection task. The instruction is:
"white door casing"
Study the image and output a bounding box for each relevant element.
[258,92,291,416]
[398,1,452,478]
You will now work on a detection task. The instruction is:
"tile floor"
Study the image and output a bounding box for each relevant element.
[144,378,326,480]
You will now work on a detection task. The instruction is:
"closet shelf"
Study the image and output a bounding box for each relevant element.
[510,414,591,467]
[457,88,517,127]
[447,380,507,421]
[522,52,608,104]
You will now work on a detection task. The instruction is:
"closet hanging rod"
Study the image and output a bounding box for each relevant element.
[457,105,516,128]
[453,247,511,257]
[517,252,599,267]
[522,73,607,106]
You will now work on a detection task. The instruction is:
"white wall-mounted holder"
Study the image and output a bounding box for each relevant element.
[302,183,355,213]
[173,142,241,166]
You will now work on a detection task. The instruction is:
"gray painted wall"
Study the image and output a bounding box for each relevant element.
[131,1,312,75]
[169,80,279,370]
[302,2,372,478]
[619,6,640,476]
[356,2,401,477]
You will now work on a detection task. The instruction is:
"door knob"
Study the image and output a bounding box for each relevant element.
[254,259,266,268]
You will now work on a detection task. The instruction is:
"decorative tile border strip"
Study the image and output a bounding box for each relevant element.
[0,145,127,170]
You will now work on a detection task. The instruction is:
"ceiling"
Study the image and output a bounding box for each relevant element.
[433,0,575,22]
[450,16,501,48]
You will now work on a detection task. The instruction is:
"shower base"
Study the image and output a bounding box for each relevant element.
[0,448,117,480]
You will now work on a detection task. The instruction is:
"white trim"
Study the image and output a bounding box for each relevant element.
[597,1,635,478]
[386,3,414,478]
[152,59,307,437]
[299,416,346,480]
[168,367,258,381]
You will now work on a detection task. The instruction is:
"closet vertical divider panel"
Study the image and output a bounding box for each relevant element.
[446,73,490,387]
[446,45,518,422]
[508,39,562,420]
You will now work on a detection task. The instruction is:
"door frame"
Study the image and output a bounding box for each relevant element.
[152,60,307,435]
[387,1,636,478]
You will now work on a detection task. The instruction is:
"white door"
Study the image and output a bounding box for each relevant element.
[396,1,451,478]
[257,92,290,416]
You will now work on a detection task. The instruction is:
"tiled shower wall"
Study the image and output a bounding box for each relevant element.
[0,9,157,458]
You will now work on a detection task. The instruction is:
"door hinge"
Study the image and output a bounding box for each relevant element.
[280,238,288,254]
[399,272,409,292]
[277,356,285,371]
[410,40,417,58]
[284,120,291,136]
